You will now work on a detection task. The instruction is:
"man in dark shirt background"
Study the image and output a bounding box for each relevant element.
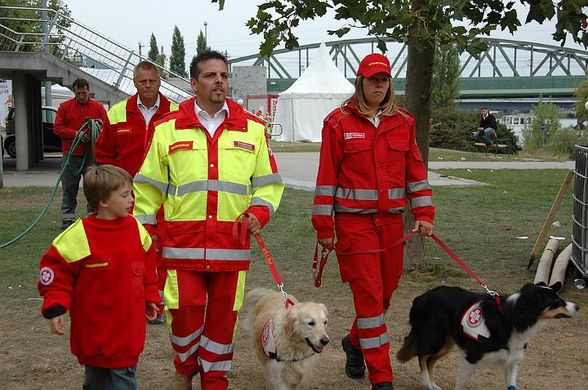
[474,107,497,146]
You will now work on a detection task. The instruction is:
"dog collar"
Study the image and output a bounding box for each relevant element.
[461,301,491,342]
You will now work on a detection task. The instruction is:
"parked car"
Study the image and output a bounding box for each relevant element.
[2,106,61,158]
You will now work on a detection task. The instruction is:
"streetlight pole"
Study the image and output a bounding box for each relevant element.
[204,21,208,43]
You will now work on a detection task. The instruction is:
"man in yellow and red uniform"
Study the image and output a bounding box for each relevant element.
[312,54,434,390]
[95,61,179,324]
[133,50,284,390]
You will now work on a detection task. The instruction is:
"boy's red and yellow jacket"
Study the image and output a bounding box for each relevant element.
[38,214,159,368]
[312,102,435,239]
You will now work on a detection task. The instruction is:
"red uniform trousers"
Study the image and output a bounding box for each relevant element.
[165,269,244,390]
[334,213,404,385]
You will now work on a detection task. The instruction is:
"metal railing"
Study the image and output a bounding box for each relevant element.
[0,5,193,103]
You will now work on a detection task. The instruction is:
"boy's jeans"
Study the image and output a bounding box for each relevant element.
[83,365,137,390]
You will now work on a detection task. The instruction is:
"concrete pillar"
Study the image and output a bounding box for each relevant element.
[13,72,29,171]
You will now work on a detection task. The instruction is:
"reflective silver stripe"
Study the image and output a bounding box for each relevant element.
[334,204,377,214]
[357,314,385,329]
[359,333,390,349]
[315,185,337,196]
[206,249,250,261]
[135,214,156,224]
[388,206,406,214]
[312,205,333,216]
[251,197,275,216]
[335,188,378,201]
[388,188,405,199]
[134,173,169,194]
[252,173,283,189]
[407,180,431,193]
[177,180,250,196]
[171,325,204,347]
[200,336,235,355]
[410,196,433,208]
[163,247,250,261]
[178,343,199,363]
[199,357,232,373]
[163,247,205,259]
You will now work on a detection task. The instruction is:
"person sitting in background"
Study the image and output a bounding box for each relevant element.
[474,107,497,146]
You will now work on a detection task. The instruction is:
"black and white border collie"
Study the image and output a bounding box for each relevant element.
[397,282,579,390]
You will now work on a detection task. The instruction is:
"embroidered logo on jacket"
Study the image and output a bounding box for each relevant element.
[169,141,194,154]
[39,266,55,286]
[85,262,109,269]
[116,129,131,134]
[344,132,366,140]
[234,141,255,152]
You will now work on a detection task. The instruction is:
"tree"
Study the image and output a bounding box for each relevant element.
[216,0,587,269]
[169,25,187,77]
[0,0,71,54]
[148,33,159,62]
[576,76,588,129]
[432,44,460,109]
[197,30,210,55]
[156,45,166,69]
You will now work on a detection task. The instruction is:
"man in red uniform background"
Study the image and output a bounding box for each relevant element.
[53,78,107,229]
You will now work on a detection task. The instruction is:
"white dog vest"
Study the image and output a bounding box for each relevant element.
[262,319,278,359]
[461,301,491,342]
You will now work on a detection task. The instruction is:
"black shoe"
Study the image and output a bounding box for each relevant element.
[147,314,164,325]
[61,219,74,230]
[372,383,394,390]
[341,335,366,379]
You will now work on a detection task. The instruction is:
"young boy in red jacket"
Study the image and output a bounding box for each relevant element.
[38,164,159,389]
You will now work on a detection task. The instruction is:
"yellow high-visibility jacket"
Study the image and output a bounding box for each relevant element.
[133,97,284,272]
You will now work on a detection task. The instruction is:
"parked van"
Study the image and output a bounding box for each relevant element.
[2,106,61,158]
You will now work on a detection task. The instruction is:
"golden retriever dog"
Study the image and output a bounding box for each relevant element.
[242,288,329,390]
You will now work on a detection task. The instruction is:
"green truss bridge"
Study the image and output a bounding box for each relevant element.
[228,37,588,98]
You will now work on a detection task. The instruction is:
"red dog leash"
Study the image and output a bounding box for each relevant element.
[313,231,499,299]
[312,231,417,287]
[233,214,294,306]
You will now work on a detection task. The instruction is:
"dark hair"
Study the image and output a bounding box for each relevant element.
[72,78,89,90]
[83,165,132,210]
[189,50,228,79]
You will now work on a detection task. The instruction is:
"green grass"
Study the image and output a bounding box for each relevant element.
[0,169,578,297]
[270,141,572,162]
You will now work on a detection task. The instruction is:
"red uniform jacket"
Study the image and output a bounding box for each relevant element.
[95,93,176,177]
[53,98,107,157]
[38,215,159,368]
[312,102,435,239]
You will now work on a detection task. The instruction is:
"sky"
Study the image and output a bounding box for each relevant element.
[63,0,586,62]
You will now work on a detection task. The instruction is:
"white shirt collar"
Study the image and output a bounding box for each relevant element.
[194,100,230,136]
[137,94,160,111]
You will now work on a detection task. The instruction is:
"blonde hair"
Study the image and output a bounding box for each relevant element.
[133,60,161,80]
[83,165,133,210]
[344,75,398,117]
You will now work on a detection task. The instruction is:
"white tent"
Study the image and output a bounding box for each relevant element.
[274,43,354,142]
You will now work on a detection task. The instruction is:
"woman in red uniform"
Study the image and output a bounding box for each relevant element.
[312,53,435,390]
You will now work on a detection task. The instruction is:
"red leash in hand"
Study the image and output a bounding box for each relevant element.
[313,231,498,298]
[312,231,417,287]
[233,214,294,306]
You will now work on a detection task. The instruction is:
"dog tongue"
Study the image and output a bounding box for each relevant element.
[313,345,324,353]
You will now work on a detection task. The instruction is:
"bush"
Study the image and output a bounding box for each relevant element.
[430,108,520,152]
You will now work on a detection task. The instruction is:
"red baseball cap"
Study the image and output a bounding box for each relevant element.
[357,53,391,78]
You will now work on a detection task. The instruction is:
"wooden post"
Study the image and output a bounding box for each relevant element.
[527,170,574,269]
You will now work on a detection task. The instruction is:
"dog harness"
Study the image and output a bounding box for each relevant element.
[262,319,279,360]
[461,301,491,342]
